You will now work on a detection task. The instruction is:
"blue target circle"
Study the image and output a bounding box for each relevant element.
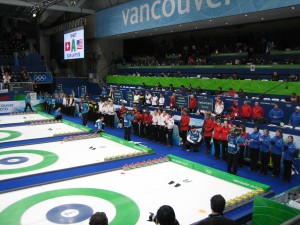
[0,157,29,165]
[46,203,93,224]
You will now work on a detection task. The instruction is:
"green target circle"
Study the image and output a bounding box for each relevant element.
[0,188,140,225]
[0,130,22,141]
[0,150,58,174]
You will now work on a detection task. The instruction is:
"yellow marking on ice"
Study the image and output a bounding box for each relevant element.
[198,209,206,213]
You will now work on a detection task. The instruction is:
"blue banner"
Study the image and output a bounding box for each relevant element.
[96,0,300,37]
[30,73,53,83]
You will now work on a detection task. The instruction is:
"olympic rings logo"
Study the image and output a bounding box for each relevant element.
[33,74,47,82]
[204,168,213,175]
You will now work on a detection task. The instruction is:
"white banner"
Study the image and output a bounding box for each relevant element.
[0,100,44,113]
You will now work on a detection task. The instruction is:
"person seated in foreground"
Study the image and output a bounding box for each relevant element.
[195,194,236,225]
[89,212,108,225]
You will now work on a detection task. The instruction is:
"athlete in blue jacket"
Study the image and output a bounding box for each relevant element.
[24,93,34,112]
[81,101,89,126]
[186,126,202,152]
[46,94,53,114]
[247,126,261,172]
[283,136,296,183]
[123,110,134,141]
[54,106,62,120]
[227,128,245,175]
[268,104,284,125]
[259,129,271,175]
[288,106,300,128]
[270,129,284,178]
[95,116,105,133]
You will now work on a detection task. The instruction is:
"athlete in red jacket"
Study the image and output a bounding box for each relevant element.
[180,109,190,148]
[189,95,197,113]
[252,102,264,123]
[213,119,223,159]
[241,101,252,122]
[143,110,152,138]
[230,100,240,120]
[203,112,215,154]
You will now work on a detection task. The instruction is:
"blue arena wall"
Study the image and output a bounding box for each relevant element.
[95,0,300,37]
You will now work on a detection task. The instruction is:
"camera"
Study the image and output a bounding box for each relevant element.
[147,212,158,223]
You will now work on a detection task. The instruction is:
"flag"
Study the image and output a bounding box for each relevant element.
[65,42,70,51]
[71,39,76,52]
[77,39,83,49]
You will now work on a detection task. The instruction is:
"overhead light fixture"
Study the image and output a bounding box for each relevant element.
[70,0,78,6]
[32,10,37,17]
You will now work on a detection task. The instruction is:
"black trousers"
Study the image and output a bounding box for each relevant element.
[260,151,270,175]
[46,104,52,114]
[249,147,260,171]
[181,130,188,147]
[55,115,62,120]
[82,113,88,126]
[151,125,159,141]
[213,138,221,159]
[227,153,239,175]
[24,103,34,112]
[204,136,212,154]
[283,159,292,182]
[221,140,228,160]
[124,127,132,141]
[186,141,199,152]
[145,124,151,138]
[109,114,114,128]
[239,145,246,166]
[167,128,173,146]
[159,126,166,144]
[272,153,282,177]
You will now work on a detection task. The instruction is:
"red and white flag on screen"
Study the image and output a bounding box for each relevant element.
[65,42,70,51]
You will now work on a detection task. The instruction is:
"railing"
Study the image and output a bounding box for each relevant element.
[0,82,33,92]
[281,215,300,225]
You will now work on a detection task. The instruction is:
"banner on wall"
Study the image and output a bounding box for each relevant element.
[113,90,123,101]
[176,96,189,108]
[30,73,53,83]
[0,100,44,113]
[95,0,300,37]
[198,97,213,111]
[126,91,134,102]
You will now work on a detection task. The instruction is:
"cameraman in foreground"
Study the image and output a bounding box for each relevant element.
[227,127,245,175]
[148,205,180,225]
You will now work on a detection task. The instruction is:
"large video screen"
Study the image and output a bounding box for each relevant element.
[64,26,84,60]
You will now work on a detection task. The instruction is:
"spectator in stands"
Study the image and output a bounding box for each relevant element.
[145,91,152,106]
[108,86,114,100]
[217,73,223,79]
[186,125,202,152]
[228,88,236,97]
[169,93,176,110]
[157,82,162,90]
[247,126,261,172]
[151,93,158,107]
[169,84,174,92]
[268,104,284,126]
[252,102,264,124]
[253,74,260,80]
[203,112,215,155]
[237,89,246,98]
[241,101,252,122]
[179,85,185,93]
[215,87,224,96]
[101,87,107,98]
[229,100,240,120]
[141,82,147,89]
[155,205,180,225]
[180,109,190,148]
[3,71,11,90]
[89,212,108,225]
[187,84,193,93]
[214,97,224,118]
[289,106,300,128]
[213,119,223,160]
[290,92,299,103]
[158,93,165,107]
[272,72,279,81]
[259,129,271,175]
[189,95,197,113]
[133,91,140,104]
[195,86,204,94]
[270,129,284,178]
[195,194,235,225]
[283,136,296,183]
[232,73,239,80]
[288,74,298,82]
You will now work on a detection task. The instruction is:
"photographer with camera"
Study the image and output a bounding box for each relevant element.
[123,109,135,141]
[148,205,180,225]
[283,136,296,183]
[186,125,202,152]
[227,127,245,175]
[270,129,284,178]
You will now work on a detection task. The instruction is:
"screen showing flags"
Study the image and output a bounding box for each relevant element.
[64,26,84,60]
